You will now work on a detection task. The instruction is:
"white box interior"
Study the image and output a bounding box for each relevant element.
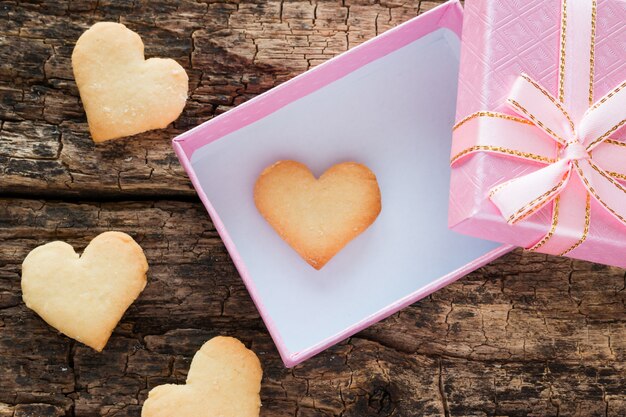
[190,28,502,355]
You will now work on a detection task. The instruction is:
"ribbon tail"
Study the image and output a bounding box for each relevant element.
[489,159,572,224]
[528,177,590,255]
[451,114,558,166]
[574,159,626,226]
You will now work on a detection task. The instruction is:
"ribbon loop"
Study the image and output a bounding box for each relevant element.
[508,74,576,145]
[589,140,626,180]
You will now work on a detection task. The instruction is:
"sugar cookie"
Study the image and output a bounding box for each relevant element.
[254,160,382,269]
[21,231,148,351]
[142,336,262,417]
[72,22,188,142]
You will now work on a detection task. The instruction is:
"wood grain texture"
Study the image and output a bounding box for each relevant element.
[0,0,434,198]
[1,199,625,416]
[0,1,625,416]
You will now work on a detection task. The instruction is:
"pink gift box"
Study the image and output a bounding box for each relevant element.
[449,0,626,267]
[174,1,509,367]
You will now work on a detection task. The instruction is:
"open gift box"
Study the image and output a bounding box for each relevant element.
[173,0,510,367]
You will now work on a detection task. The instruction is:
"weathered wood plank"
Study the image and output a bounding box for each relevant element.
[0,198,624,416]
[2,1,625,416]
[0,0,443,198]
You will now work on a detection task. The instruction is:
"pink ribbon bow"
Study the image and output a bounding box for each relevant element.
[490,75,626,227]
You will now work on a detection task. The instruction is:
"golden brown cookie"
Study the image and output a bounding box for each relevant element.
[141,336,263,417]
[21,231,148,351]
[254,160,382,269]
[72,22,188,142]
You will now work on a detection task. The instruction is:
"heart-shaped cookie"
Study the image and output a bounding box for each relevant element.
[254,160,382,269]
[21,231,148,351]
[72,22,188,142]
[141,336,262,417]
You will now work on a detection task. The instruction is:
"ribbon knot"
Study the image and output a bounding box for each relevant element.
[561,142,589,161]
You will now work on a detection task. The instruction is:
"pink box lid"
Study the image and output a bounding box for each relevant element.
[449,0,626,268]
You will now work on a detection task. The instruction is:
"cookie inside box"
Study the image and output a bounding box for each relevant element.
[175,3,508,367]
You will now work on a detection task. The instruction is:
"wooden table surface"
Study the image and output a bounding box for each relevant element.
[1,1,625,416]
